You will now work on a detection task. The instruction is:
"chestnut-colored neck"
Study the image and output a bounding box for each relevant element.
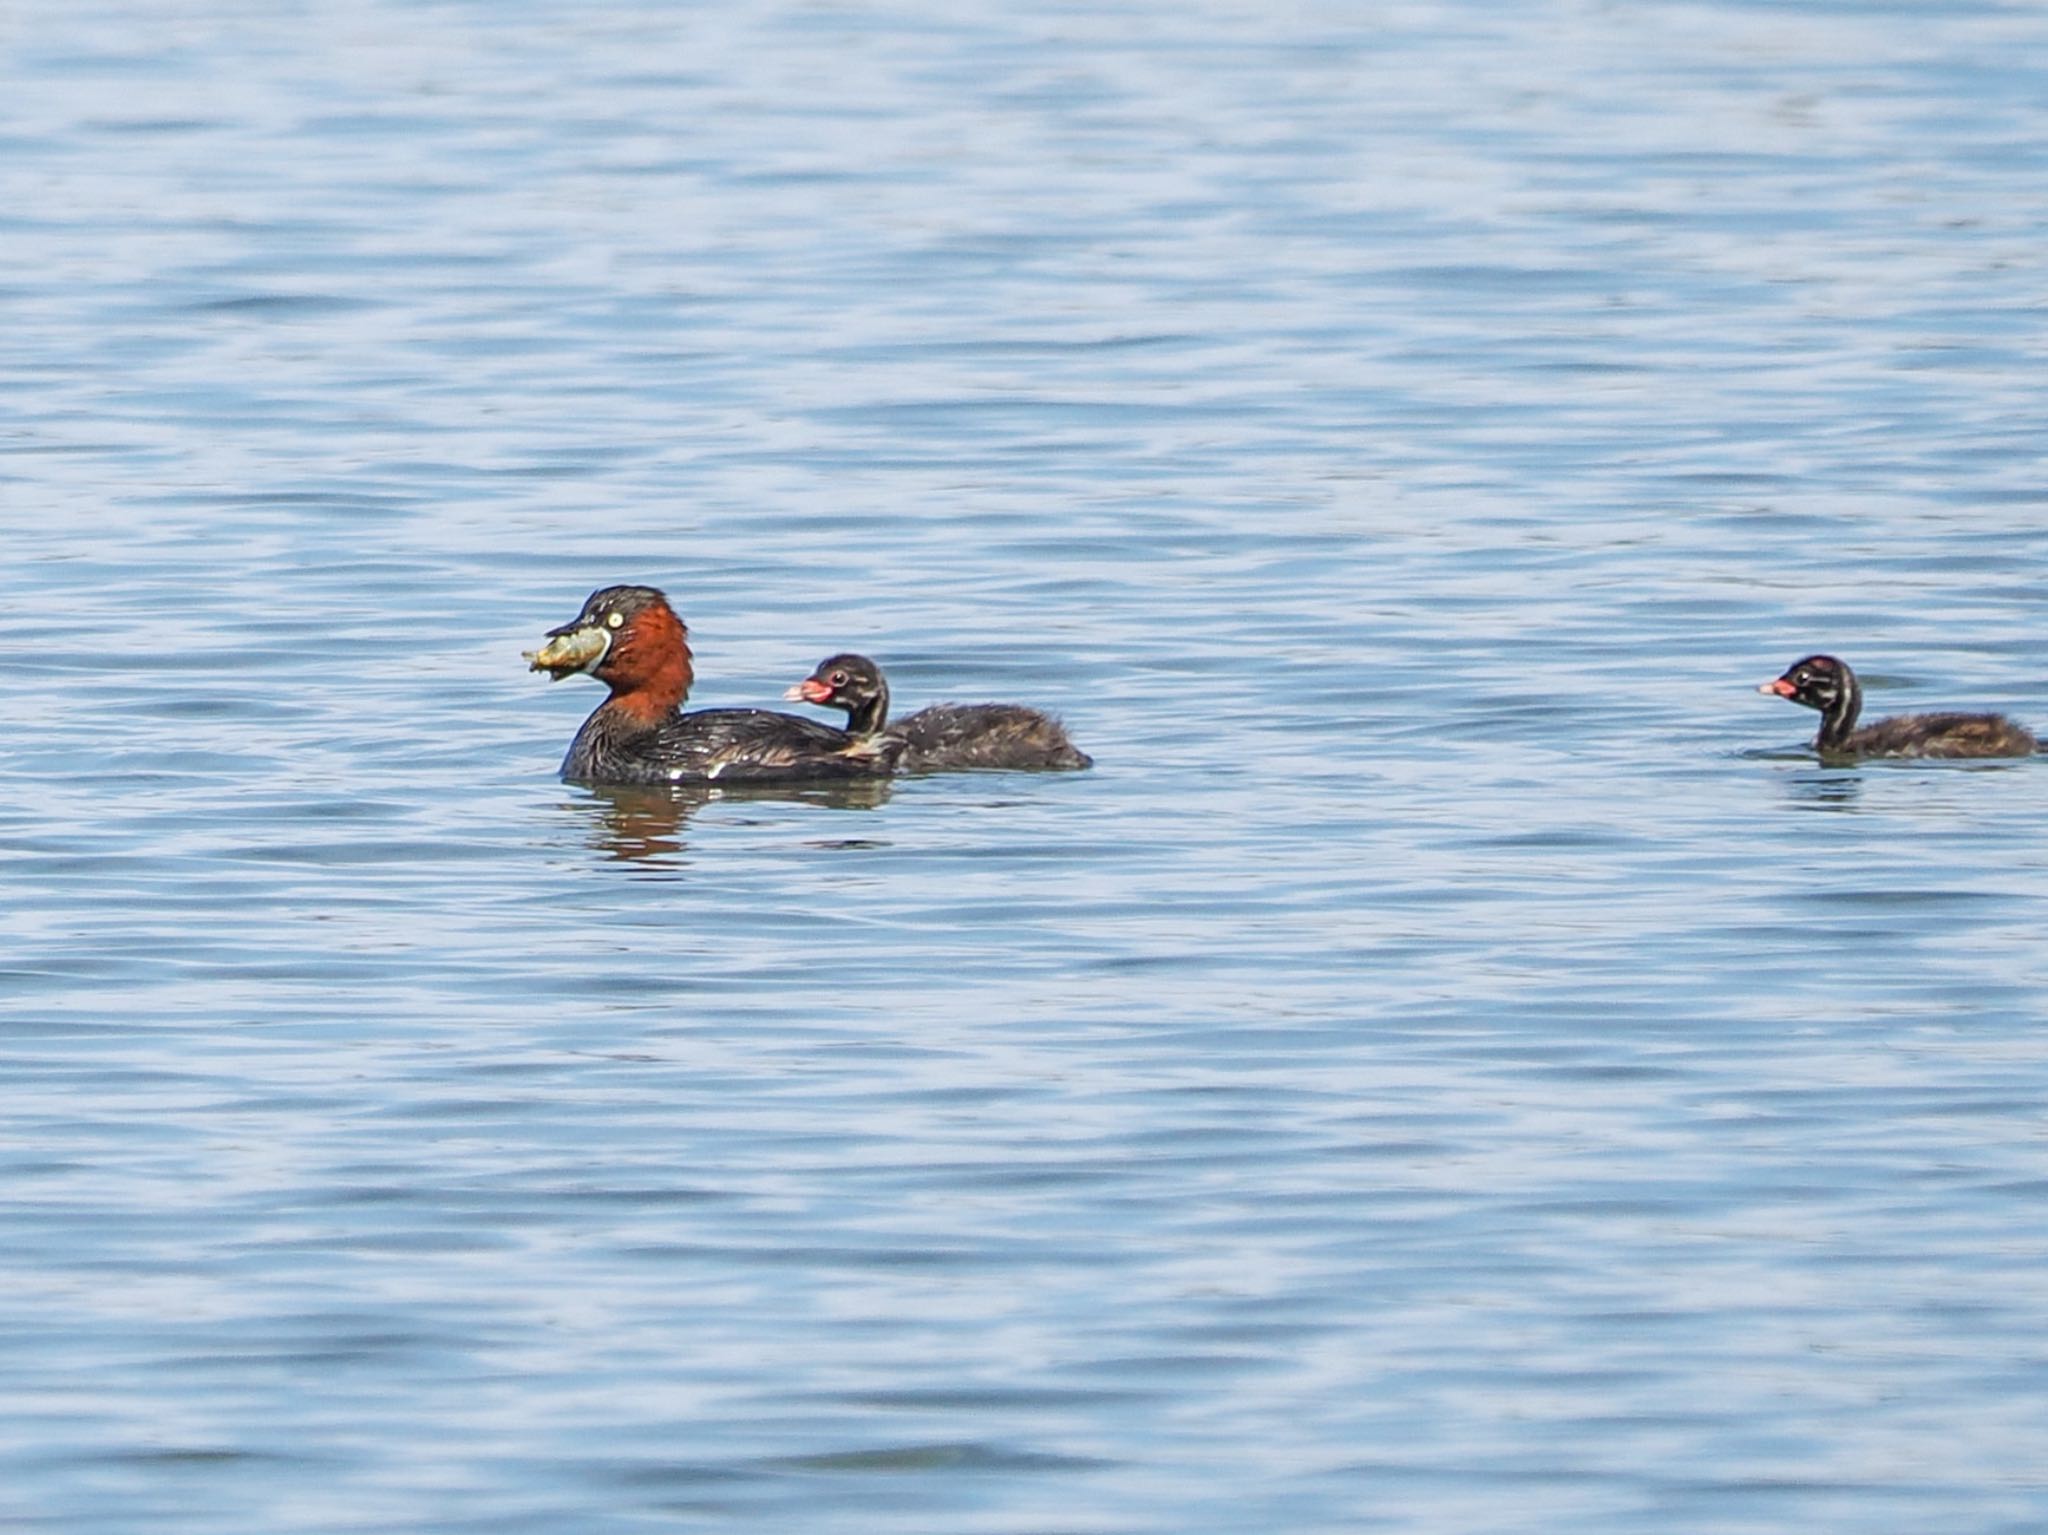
[598,602,695,728]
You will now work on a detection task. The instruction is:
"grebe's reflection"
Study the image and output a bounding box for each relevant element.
[565,779,895,866]
[1782,767,1864,812]
[1773,754,2031,814]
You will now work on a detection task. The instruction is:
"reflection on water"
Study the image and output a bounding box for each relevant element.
[1779,768,1865,811]
[1765,756,2036,813]
[569,780,896,867]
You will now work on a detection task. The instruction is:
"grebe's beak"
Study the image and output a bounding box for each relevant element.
[1758,678,1797,698]
[526,621,612,679]
[784,678,835,705]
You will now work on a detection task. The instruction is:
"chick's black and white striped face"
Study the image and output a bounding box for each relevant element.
[786,653,880,708]
[817,657,878,697]
[1764,654,1845,711]
[827,656,881,698]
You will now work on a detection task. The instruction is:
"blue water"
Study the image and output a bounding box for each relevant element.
[7,2,2048,1531]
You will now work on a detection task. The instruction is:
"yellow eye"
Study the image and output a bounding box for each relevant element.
[606,612,624,629]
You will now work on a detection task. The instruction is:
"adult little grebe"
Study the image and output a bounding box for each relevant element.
[786,653,1092,772]
[1759,654,2037,759]
[528,587,901,785]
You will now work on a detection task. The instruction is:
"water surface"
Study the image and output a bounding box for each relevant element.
[6,2,2048,1531]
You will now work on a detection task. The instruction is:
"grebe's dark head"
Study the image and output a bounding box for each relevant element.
[1759,654,1855,715]
[528,585,694,717]
[784,653,884,712]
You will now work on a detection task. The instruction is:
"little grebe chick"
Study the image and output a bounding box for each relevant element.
[528,587,901,785]
[786,653,1093,772]
[1759,654,2036,760]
